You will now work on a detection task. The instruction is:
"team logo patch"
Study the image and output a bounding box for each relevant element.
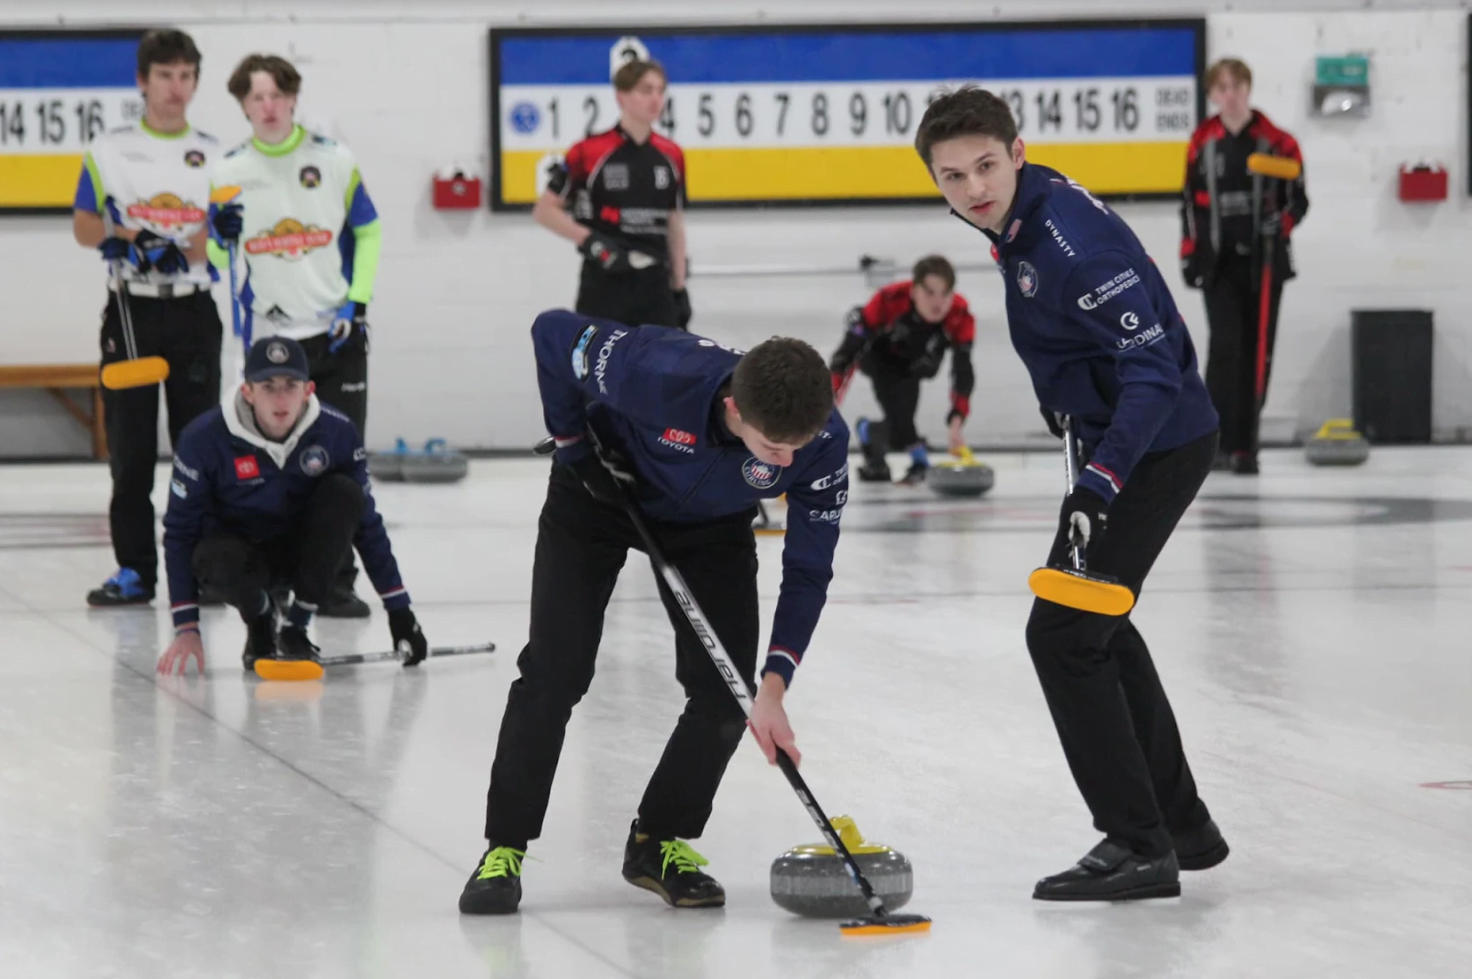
[741,457,782,490]
[662,428,695,446]
[170,479,187,499]
[266,340,290,364]
[654,166,670,190]
[1016,260,1039,298]
[184,149,206,168]
[234,455,261,480]
[245,218,334,260]
[299,165,322,189]
[571,324,598,380]
[125,193,205,228]
[300,445,330,477]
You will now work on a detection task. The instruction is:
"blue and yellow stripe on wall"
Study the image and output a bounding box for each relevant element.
[490,20,1206,209]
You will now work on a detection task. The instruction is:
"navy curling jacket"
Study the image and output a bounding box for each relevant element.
[163,394,409,629]
[533,309,851,687]
[974,163,1218,501]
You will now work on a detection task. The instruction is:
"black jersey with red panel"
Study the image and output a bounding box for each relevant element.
[828,281,977,421]
[546,125,686,261]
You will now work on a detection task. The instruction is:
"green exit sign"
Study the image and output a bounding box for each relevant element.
[1317,55,1369,89]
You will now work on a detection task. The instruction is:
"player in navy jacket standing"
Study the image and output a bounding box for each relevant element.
[155,336,428,676]
[915,88,1227,902]
[459,312,848,917]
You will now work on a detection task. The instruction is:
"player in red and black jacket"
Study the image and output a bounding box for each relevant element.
[829,255,976,485]
[1181,58,1308,475]
[533,58,690,331]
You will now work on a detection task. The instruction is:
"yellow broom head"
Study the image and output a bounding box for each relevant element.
[1028,567,1136,616]
[1246,153,1302,180]
[254,659,326,682]
[840,914,933,936]
[209,184,243,204]
[100,357,170,390]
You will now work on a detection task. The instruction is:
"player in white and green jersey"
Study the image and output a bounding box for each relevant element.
[208,53,382,617]
[72,29,223,609]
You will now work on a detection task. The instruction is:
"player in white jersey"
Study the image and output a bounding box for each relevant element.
[208,53,383,617]
[72,29,223,608]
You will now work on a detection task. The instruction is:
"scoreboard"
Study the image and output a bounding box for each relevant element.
[489,19,1205,210]
[0,29,146,214]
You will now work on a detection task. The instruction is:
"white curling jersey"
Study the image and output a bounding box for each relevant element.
[210,125,378,339]
[74,123,218,288]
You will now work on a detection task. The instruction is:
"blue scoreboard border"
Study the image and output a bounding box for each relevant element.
[488,17,1208,212]
[0,26,148,217]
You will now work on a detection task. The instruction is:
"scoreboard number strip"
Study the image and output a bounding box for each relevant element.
[501,78,1198,151]
[0,88,146,154]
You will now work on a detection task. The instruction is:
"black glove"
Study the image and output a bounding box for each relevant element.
[1040,406,1066,440]
[388,606,428,666]
[1061,486,1109,551]
[908,353,943,379]
[1180,250,1204,290]
[212,202,243,242]
[566,444,636,507]
[579,232,633,272]
[673,288,692,329]
[1260,211,1283,238]
[134,230,189,276]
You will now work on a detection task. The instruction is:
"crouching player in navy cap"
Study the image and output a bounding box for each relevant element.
[459,311,849,916]
[155,335,428,675]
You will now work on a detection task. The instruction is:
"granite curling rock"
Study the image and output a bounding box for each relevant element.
[1304,419,1369,467]
[770,816,914,918]
[929,446,996,498]
[368,438,469,483]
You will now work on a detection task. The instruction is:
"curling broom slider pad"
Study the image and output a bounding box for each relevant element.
[839,914,933,936]
[101,357,171,390]
[1028,567,1136,616]
[254,659,326,682]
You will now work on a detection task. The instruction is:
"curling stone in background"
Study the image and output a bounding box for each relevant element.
[770,815,914,918]
[929,446,995,498]
[1304,419,1369,467]
[368,438,469,483]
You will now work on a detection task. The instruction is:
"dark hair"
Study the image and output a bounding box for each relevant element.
[137,29,201,81]
[914,86,1019,166]
[1206,58,1252,90]
[912,254,956,292]
[228,54,302,102]
[613,58,666,93]
[731,338,833,443]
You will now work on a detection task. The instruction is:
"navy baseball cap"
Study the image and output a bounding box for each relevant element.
[245,336,310,383]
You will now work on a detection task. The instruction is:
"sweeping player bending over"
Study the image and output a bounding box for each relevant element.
[915,87,1228,901]
[155,337,428,676]
[459,311,848,915]
[828,254,976,484]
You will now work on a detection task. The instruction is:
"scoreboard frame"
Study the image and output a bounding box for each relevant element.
[488,17,1207,212]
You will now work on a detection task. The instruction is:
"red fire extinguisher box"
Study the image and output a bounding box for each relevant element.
[432,170,482,210]
[1398,164,1447,202]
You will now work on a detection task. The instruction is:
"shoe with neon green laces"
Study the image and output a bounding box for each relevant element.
[620,819,726,908]
[458,845,526,914]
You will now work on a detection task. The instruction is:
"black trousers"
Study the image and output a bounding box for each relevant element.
[1025,430,1218,856]
[859,355,922,466]
[298,331,368,436]
[191,473,364,618]
[296,331,368,590]
[100,289,222,588]
[576,262,681,330]
[1203,257,1283,456]
[484,465,759,848]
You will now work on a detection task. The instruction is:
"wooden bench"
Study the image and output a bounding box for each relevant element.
[0,364,107,460]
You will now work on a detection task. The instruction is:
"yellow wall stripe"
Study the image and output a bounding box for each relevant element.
[498,142,1188,205]
[0,154,85,208]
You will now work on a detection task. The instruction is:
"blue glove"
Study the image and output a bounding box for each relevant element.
[99,231,186,275]
[211,202,243,243]
[328,301,368,354]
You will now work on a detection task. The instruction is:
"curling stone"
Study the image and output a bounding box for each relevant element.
[929,446,995,498]
[1304,419,1369,467]
[770,815,913,918]
[369,438,469,483]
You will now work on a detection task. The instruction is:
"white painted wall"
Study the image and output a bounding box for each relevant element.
[2,0,1469,457]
